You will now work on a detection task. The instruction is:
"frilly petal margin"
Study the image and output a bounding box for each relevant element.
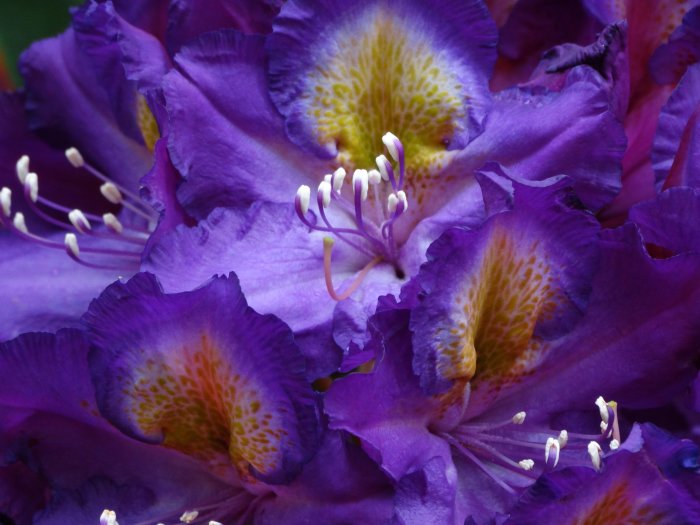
[83,272,320,484]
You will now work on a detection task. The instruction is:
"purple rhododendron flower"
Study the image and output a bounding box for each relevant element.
[2,0,700,524]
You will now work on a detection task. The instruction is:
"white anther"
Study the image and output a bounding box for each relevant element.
[545,437,561,467]
[64,233,80,257]
[512,411,526,424]
[13,212,28,234]
[387,193,399,213]
[600,421,608,433]
[180,510,199,523]
[318,180,332,208]
[518,459,535,471]
[587,441,603,471]
[99,509,119,525]
[609,439,620,450]
[368,169,382,185]
[296,185,311,214]
[397,190,408,212]
[100,182,123,204]
[332,167,346,193]
[65,147,85,168]
[595,396,609,423]
[25,172,39,202]
[352,169,368,201]
[16,155,29,184]
[382,132,400,161]
[209,522,223,525]
[376,154,390,181]
[0,187,11,217]
[68,209,91,233]
[102,213,123,234]
[558,430,569,448]
[323,174,332,184]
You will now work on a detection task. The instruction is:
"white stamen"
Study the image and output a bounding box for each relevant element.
[545,437,560,467]
[376,155,390,181]
[588,441,603,471]
[518,459,535,471]
[65,147,85,168]
[600,421,608,433]
[64,233,80,257]
[209,522,223,525]
[332,167,346,193]
[100,182,123,204]
[387,193,399,213]
[609,439,620,450]
[397,190,408,212]
[99,509,119,525]
[595,396,609,423]
[0,187,11,217]
[323,174,332,184]
[25,172,39,202]
[103,213,123,234]
[352,169,368,201]
[368,169,382,185]
[16,155,29,184]
[382,132,400,161]
[296,185,311,214]
[558,430,568,448]
[512,411,526,424]
[13,212,28,234]
[180,510,199,523]
[68,209,92,233]
[318,180,332,208]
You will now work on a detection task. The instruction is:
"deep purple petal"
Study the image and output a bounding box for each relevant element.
[167,0,281,50]
[650,6,700,85]
[450,68,626,211]
[83,272,319,484]
[652,62,700,189]
[19,10,151,191]
[392,456,456,525]
[164,30,326,219]
[325,308,454,481]
[259,430,394,524]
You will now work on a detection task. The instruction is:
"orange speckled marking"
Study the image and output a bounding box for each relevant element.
[304,6,467,202]
[137,94,159,152]
[126,333,285,478]
[574,484,668,525]
[435,227,556,391]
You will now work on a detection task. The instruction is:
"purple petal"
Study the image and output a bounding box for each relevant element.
[164,30,326,219]
[652,62,700,189]
[451,68,626,211]
[83,272,319,484]
[650,6,700,85]
[167,0,281,50]
[19,9,152,191]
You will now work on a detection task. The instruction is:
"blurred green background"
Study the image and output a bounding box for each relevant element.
[0,0,82,87]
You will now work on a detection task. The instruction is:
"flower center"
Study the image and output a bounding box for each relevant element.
[441,397,621,495]
[1,148,156,271]
[295,132,410,299]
